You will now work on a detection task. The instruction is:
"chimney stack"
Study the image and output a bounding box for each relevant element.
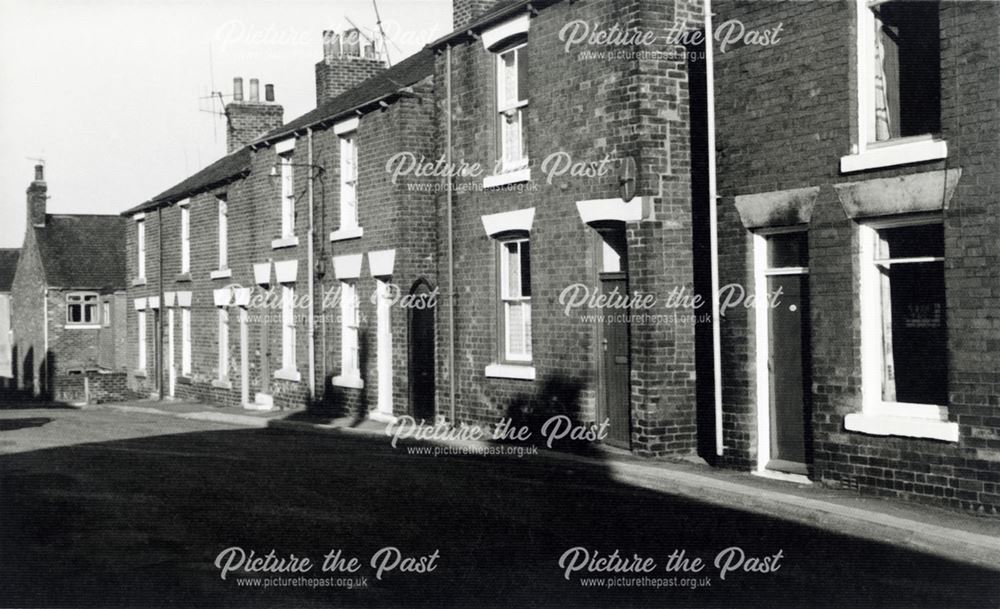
[26,164,47,228]
[224,76,284,153]
[453,0,506,30]
[315,28,386,106]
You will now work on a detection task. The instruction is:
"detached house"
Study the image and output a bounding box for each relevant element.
[11,165,128,402]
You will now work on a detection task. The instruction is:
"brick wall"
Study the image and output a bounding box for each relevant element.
[10,228,47,395]
[713,0,1000,512]
[433,0,704,456]
[226,101,284,153]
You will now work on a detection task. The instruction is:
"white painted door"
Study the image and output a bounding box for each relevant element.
[167,308,176,398]
[376,279,393,416]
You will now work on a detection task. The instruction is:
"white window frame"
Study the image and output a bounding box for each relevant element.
[217,306,229,383]
[180,201,190,274]
[841,0,947,173]
[846,215,957,441]
[66,291,100,327]
[495,42,528,174]
[102,300,111,328]
[181,307,191,376]
[335,280,362,386]
[137,309,147,372]
[280,152,295,239]
[136,218,146,280]
[499,237,532,363]
[340,133,358,231]
[217,196,228,271]
[278,285,297,377]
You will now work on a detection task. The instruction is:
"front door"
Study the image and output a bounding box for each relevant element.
[259,304,271,397]
[167,308,176,398]
[600,272,631,448]
[759,231,811,475]
[408,281,435,423]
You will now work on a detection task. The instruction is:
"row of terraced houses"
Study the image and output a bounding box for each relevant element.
[111,0,998,514]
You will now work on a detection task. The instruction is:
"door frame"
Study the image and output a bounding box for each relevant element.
[373,278,395,421]
[407,278,436,423]
[591,227,631,449]
[753,228,812,484]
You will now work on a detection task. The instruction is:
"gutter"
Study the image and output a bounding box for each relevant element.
[705,0,724,457]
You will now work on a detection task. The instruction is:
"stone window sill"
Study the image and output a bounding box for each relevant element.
[64,324,101,330]
[483,167,530,189]
[210,268,232,280]
[332,374,364,389]
[840,137,947,173]
[175,272,192,283]
[273,368,302,382]
[134,369,147,378]
[132,277,147,287]
[271,235,300,250]
[484,363,536,381]
[211,379,232,390]
[844,412,958,443]
[330,225,364,242]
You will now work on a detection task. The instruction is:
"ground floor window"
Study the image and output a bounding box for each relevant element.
[499,238,531,362]
[181,308,191,376]
[281,286,296,372]
[137,310,147,371]
[217,307,229,382]
[860,218,947,410]
[340,281,360,378]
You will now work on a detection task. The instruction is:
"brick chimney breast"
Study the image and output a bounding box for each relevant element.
[26,164,47,228]
[225,77,285,153]
[453,0,505,30]
[314,29,387,106]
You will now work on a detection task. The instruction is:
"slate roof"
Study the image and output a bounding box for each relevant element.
[34,215,127,290]
[122,146,252,216]
[0,249,20,292]
[253,48,436,146]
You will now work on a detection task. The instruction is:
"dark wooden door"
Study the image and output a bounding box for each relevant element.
[767,274,810,471]
[409,282,436,423]
[259,309,270,395]
[600,273,631,448]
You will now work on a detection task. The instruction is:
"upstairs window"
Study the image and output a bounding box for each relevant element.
[864,0,940,144]
[339,133,358,230]
[136,218,146,279]
[279,152,295,238]
[180,202,190,274]
[499,238,532,362]
[217,196,228,270]
[496,43,528,172]
[67,292,98,325]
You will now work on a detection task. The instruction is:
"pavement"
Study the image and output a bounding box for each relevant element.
[93,397,1000,572]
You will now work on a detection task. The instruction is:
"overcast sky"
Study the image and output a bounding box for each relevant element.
[0,0,450,248]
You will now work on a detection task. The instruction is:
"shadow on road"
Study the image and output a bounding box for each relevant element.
[0,424,996,609]
[0,417,52,431]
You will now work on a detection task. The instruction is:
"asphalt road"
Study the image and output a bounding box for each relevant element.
[1,404,997,608]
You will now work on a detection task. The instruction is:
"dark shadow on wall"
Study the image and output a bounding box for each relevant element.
[297,328,370,425]
[687,30,720,465]
[494,374,603,456]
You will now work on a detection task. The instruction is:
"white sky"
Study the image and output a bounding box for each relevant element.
[0,0,451,248]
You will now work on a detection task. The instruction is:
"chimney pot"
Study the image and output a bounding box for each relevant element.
[343,28,361,56]
[233,77,244,102]
[249,78,259,102]
[34,164,44,181]
[265,84,275,102]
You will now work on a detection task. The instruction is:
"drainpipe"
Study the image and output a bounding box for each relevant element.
[158,205,165,401]
[307,128,316,401]
[446,44,456,426]
[705,0,724,456]
[42,287,48,396]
